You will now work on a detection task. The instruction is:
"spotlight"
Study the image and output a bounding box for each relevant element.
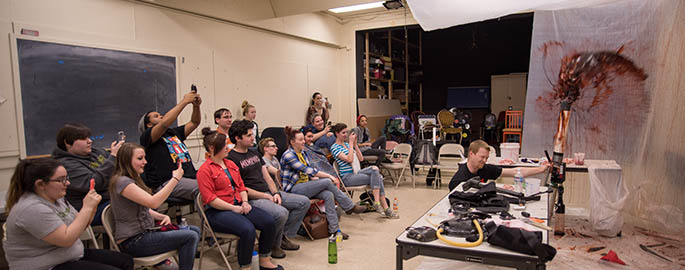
[383,0,403,10]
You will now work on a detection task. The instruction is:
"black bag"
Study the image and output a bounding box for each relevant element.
[411,141,437,166]
[484,221,557,262]
[448,182,509,213]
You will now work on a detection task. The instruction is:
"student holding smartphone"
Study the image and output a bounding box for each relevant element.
[51,123,124,226]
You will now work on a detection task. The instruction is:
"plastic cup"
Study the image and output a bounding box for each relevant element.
[525,178,541,196]
[574,153,585,165]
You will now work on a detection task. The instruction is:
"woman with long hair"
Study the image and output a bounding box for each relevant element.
[330,123,398,219]
[109,143,200,270]
[305,92,329,125]
[241,100,259,143]
[196,128,283,270]
[279,126,366,239]
[350,115,388,166]
[3,158,133,270]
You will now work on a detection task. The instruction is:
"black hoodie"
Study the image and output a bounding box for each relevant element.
[51,147,114,210]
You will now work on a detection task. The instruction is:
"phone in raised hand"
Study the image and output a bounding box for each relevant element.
[117,131,126,143]
[191,84,197,93]
[89,178,95,190]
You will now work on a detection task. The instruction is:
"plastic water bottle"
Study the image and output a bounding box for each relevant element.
[393,197,399,212]
[335,229,343,251]
[251,251,259,270]
[328,236,337,264]
[514,168,524,193]
[179,218,189,230]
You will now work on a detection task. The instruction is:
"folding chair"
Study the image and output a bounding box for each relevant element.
[435,144,465,189]
[381,143,414,188]
[101,205,178,268]
[332,162,369,220]
[79,225,100,249]
[195,193,240,270]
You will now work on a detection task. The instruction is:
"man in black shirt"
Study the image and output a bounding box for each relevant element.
[449,140,549,191]
[138,91,201,200]
[227,120,310,258]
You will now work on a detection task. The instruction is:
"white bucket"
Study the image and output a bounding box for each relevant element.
[525,178,541,196]
[500,143,520,161]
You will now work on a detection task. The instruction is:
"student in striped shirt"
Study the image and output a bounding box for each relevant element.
[330,123,398,219]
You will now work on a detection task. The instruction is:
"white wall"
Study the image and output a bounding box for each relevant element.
[0,0,351,189]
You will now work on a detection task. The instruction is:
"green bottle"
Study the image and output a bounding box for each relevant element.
[328,236,337,264]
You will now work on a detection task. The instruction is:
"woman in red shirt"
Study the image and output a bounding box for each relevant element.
[196,128,283,270]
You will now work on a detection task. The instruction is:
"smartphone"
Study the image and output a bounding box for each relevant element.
[327,121,332,126]
[117,131,126,142]
[190,84,197,93]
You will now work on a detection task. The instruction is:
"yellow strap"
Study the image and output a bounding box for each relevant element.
[436,219,484,247]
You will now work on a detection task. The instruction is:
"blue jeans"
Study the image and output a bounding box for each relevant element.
[120,226,200,270]
[249,192,310,245]
[205,206,276,268]
[342,166,385,196]
[290,179,355,233]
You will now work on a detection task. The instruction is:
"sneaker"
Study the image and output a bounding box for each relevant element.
[155,259,178,270]
[345,205,366,215]
[332,231,350,240]
[372,202,384,215]
[384,208,400,219]
[271,247,286,259]
[280,236,300,251]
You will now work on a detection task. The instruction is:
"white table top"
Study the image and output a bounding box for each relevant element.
[458,157,620,170]
[396,183,549,259]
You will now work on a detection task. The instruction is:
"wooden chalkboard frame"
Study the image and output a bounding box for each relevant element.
[9,34,179,158]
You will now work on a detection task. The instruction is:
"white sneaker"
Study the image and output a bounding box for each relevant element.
[384,208,400,219]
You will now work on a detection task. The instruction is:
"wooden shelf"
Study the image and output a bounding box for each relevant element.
[381,35,419,48]
[369,78,406,84]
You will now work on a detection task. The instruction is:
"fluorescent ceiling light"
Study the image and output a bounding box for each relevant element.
[329,1,385,13]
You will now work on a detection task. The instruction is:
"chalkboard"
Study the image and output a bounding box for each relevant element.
[15,38,177,157]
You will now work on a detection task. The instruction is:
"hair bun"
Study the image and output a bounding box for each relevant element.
[201,127,214,136]
[241,100,249,109]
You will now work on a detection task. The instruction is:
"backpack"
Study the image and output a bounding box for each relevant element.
[411,141,437,166]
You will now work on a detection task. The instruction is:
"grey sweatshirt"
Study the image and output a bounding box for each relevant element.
[51,147,114,210]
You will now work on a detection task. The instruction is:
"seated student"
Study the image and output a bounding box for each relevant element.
[301,127,338,177]
[351,115,389,166]
[259,137,281,185]
[448,140,550,191]
[241,100,259,144]
[227,122,309,257]
[51,123,123,225]
[109,143,200,270]
[3,158,133,270]
[214,107,235,150]
[305,92,329,125]
[330,123,398,219]
[138,91,201,200]
[280,127,366,239]
[307,114,336,150]
[196,129,283,270]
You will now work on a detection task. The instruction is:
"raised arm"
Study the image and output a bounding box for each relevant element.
[184,96,202,137]
[501,164,550,177]
[121,163,183,209]
[150,92,198,143]
[41,190,101,247]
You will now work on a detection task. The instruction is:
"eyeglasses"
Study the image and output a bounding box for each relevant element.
[48,176,69,185]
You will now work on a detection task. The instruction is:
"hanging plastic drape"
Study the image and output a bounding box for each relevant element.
[522,0,684,234]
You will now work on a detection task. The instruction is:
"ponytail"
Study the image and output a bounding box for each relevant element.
[6,158,62,213]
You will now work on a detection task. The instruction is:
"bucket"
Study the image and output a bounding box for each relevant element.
[500,143,520,161]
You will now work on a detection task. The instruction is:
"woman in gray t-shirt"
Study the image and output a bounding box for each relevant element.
[109,143,200,270]
[3,158,133,270]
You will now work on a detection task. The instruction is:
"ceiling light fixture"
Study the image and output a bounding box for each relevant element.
[329,1,385,13]
[383,0,403,10]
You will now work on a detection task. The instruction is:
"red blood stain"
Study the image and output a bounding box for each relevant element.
[536,41,649,154]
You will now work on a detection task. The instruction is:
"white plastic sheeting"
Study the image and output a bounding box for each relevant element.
[405,0,620,31]
[588,165,629,237]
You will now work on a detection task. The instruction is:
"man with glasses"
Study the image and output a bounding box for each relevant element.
[227,120,310,258]
[51,123,123,225]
